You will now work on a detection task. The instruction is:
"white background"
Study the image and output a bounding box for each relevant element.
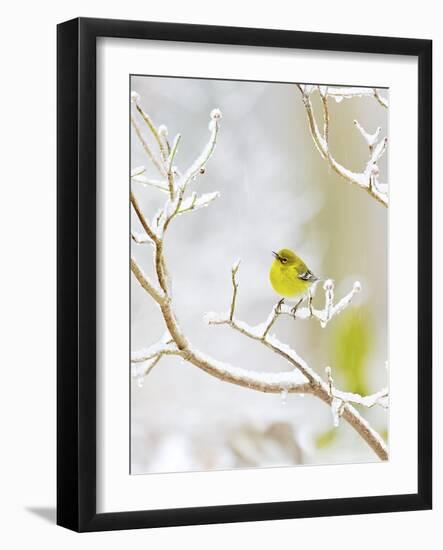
[0,1,440,548]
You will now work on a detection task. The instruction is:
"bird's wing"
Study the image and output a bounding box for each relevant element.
[298,269,318,282]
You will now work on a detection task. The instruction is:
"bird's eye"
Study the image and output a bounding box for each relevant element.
[281,258,288,264]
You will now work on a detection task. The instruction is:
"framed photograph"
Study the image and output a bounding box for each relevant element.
[57,17,432,532]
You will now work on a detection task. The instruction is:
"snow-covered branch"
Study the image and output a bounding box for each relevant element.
[177,191,220,215]
[177,108,221,193]
[322,86,389,108]
[324,366,388,428]
[269,278,362,328]
[297,84,389,207]
[130,93,388,461]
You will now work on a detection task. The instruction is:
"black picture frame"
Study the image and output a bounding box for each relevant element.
[57,17,432,532]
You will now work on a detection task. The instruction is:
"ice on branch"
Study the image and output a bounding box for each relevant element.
[177,191,220,214]
[131,90,140,104]
[312,86,389,108]
[177,108,222,191]
[334,387,389,409]
[324,365,388,428]
[331,397,343,427]
[210,108,222,120]
[296,84,389,206]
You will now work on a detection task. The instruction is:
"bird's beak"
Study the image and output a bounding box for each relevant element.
[272,251,279,259]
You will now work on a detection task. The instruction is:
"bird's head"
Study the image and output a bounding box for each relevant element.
[272,248,299,267]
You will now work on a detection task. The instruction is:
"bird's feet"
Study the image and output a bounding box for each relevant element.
[275,298,285,314]
[290,298,303,319]
[308,291,314,316]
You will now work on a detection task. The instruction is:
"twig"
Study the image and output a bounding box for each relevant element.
[131,231,152,245]
[229,260,241,321]
[132,175,169,193]
[166,133,181,198]
[134,101,169,162]
[131,116,165,176]
[262,302,282,340]
[373,88,389,109]
[130,190,159,244]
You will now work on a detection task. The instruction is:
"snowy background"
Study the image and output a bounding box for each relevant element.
[130,75,388,474]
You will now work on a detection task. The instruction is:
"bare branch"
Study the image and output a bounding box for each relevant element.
[131,165,146,177]
[130,257,165,304]
[229,260,241,321]
[130,190,159,244]
[262,301,282,340]
[167,134,181,173]
[131,231,153,245]
[373,88,389,109]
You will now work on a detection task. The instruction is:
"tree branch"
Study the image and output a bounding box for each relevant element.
[297,84,388,207]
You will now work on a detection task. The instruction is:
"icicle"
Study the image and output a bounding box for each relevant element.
[331,397,342,427]
[281,388,288,405]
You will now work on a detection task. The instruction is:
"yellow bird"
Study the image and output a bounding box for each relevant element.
[269,248,318,313]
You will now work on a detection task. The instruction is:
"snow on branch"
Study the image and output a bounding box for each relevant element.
[268,278,362,328]
[177,108,221,193]
[129,93,388,462]
[177,191,220,215]
[321,86,389,108]
[297,84,389,207]
[204,263,387,459]
[131,340,178,387]
[323,366,388,428]
[131,340,177,363]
